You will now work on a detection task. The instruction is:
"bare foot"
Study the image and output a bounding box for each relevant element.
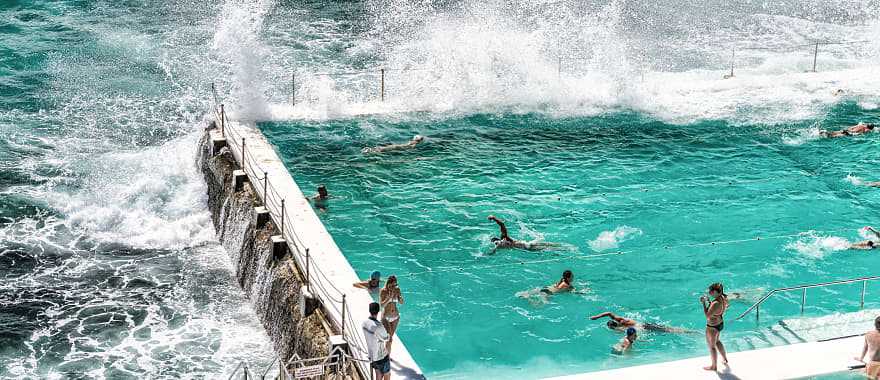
[703,366,717,371]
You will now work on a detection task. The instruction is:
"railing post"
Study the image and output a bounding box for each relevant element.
[756,304,760,322]
[210,82,217,106]
[280,199,285,235]
[220,104,226,137]
[557,56,562,79]
[862,281,867,309]
[811,41,819,72]
[291,71,296,107]
[262,171,268,200]
[341,294,347,336]
[305,248,310,293]
[801,288,806,314]
[241,137,246,168]
[380,68,385,102]
[724,45,735,79]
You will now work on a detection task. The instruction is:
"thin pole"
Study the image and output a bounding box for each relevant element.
[728,45,735,78]
[341,294,347,336]
[210,82,217,107]
[812,41,819,72]
[861,281,867,309]
[380,68,385,102]
[801,288,806,314]
[241,138,246,169]
[558,56,562,79]
[291,71,296,106]
[305,248,310,293]
[262,171,268,200]
[756,304,760,322]
[220,104,225,137]
[280,199,285,235]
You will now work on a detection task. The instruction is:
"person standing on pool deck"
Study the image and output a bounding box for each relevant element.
[701,282,730,371]
[362,302,391,380]
[541,270,574,294]
[851,227,880,250]
[353,271,383,300]
[488,215,560,252]
[380,275,404,352]
[855,316,880,379]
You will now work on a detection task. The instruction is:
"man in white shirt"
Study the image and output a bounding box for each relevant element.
[362,302,391,380]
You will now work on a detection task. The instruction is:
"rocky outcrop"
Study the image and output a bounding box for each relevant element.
[196,130,330,363]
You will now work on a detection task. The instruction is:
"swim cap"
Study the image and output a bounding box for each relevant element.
[370,271,381,280]
[626,327,637,336]
[413,134,424,141]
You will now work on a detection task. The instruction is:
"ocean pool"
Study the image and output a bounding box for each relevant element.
[260,104,880,378]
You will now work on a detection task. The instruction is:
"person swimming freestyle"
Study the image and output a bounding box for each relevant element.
[487,215,560,252]
[362,135,425,154]
[820,122,877,138]
[589,311,691,333]
[851,227,880,250]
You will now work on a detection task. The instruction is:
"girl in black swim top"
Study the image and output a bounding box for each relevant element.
[701,282,730,371]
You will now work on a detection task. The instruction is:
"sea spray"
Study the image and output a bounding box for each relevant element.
[588,226,642,252]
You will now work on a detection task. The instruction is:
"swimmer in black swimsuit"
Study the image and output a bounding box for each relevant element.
[488,215,560,252]
[589,311,691,333]
[540,270,573,294]
[820,122,877,138]
[701,282,730,371]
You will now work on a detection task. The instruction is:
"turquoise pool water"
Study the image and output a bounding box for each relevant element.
[260,103,880,378]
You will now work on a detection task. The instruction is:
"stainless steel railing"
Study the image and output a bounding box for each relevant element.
[736,275,880,321]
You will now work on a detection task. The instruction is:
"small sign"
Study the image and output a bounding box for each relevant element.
[294,364,324,378]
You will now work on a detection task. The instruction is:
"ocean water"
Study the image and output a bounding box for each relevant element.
[3,0,880,379]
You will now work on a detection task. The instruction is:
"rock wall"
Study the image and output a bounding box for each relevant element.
[196,130,330,364]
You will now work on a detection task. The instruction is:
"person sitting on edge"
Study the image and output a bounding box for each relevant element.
[851,227,880,250]
[353,271,383,299]
[362,302,391,380]
[820,122,877,138]
[590,311,691,333]
[541,270,574,295]
[613,327,638,354]
[856,316,880,380]
[488,215,559,252]
[362,135,425,154]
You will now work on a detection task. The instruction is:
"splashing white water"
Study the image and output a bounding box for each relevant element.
[784,232,851,258]
[588,226,642,252]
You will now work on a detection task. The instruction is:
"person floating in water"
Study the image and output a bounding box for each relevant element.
[851,227,880,250]
[820,122,876,138]
[589,311,691,333]
[488,215,559,252]
[362,135,425,154]
[307,185,330,211]
[541,270,574,295]
[613,327,638,354]
[353,271,383,300]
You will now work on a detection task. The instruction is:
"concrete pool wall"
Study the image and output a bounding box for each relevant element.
[196,112,424,379]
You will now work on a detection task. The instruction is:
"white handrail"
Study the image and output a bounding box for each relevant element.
[736,275,880,321]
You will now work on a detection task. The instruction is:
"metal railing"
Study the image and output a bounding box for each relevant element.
[283,39,872,104]
[227,362,253,380]
[736,275,880,321]
[209,84,372,379]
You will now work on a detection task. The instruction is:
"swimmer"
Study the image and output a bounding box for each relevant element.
[353,271,383,299]
[307,185,330,211]
[590,311,691,333]
[820,122,877,138]
[851,227,880,250]
[612,327,638,354]
[362,135,425,154]
[540,270,574,295]
[488,215,560,252]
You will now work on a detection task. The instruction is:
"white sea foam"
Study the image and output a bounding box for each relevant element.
[784,232,851,258]
[588,226,642,252]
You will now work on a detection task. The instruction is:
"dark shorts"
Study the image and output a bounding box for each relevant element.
[707,322,724,332]
[371,355,390,374]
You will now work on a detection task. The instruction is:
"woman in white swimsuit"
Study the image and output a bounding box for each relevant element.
[380,275,404,351]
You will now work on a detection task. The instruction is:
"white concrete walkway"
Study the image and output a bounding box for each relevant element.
[546,336,866,380]
[213,120,423,380]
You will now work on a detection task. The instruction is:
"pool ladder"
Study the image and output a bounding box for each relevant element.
[736,275,880,321]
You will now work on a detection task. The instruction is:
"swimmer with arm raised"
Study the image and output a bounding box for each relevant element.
[590,311,692,333]
[488,215,560,252]
[852,227,880,250]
